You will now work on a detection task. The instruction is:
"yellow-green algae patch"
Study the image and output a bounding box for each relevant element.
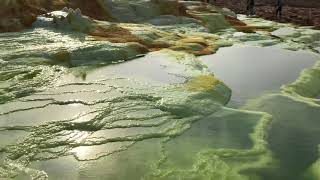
[282,61,320,98]
[186,75,222,92]
[304,149,320,180]
[184,75,230,104]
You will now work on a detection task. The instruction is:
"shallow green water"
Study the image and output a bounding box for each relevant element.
[1,25,320,180]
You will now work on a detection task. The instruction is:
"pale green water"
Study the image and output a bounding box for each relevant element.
[1,26,320,180]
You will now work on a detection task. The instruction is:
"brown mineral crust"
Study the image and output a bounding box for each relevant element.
[152,0,188,16]
[90,23,220,56]
[179,37,211,47]
[89,25,172,53]
[90,25,144,44]
[224,15,254,33]
[148,41,172,50]
[187,5,218,14]
[193,45,219,56]
[125,42,150,55]
[224,15,247,26]
[224,15,274,33]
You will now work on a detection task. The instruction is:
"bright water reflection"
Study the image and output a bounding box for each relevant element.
[200,46,319,107]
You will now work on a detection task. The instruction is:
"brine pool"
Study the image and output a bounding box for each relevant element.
[200,46,319,107]
[202,46,320,180]
[1,44,320,180]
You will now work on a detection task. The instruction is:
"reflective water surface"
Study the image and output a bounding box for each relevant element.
[1,30,320,180]
[201,46,319,107]
[202,46,320,180]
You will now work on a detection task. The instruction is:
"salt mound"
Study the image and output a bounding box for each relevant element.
[34,8,94,33]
